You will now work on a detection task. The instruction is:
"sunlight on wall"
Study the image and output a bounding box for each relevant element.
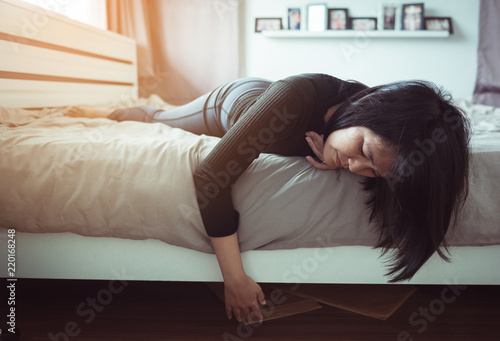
[21,0,107,30]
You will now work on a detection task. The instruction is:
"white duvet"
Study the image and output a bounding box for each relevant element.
[1,96,499,253]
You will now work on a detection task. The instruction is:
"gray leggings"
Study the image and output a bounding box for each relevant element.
[108,78,272,138]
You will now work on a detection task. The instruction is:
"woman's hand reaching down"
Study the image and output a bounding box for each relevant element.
[209,233,266,325]
[224,273,266,325]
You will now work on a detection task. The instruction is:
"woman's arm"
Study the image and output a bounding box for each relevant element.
[210,233,266,325]
[195,78,313,324]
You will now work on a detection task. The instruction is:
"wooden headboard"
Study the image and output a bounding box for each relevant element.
[0,0,138,108]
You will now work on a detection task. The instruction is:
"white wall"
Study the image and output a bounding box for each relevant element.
[241,0,479,100]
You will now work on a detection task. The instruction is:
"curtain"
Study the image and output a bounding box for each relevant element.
[473,0,500,107]
[107,0,240,105]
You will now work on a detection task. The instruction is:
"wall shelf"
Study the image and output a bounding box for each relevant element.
[261,30,450,38]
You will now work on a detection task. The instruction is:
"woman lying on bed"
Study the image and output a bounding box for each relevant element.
[65,73,471,325]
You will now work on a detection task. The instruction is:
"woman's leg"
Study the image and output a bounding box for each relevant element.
[108,93,213,135]
[108,77,272,137]
[64,106,113,118]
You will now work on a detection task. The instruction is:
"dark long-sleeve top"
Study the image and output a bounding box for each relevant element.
[193,73,367,237]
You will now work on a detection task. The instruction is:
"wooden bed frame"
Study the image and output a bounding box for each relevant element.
[0,0,137,108]
[1,0,499,285]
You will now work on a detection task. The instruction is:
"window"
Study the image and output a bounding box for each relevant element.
[21,0,107,30]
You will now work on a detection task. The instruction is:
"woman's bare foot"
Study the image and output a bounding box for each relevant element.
[63,106,113,118]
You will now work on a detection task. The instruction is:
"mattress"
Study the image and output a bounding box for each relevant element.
[0,96,499,253]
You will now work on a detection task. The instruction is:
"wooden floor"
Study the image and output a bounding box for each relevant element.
[2,279,499,341]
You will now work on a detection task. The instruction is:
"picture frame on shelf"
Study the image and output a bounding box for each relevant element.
[255,17,283,33]
[401,3,424,30]
[350,17,378,31]
[288,8,301,30]
[327,8,349,30]
[424,17,453,34]
[378,2,400,30]
[306,3,327,31]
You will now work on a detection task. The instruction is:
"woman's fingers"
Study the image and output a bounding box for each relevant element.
[226,303,232,320]
[249,286,265,324]
[307,131,324,143]
[257,290,266,306]
[241,307,251,324]
[306,156,333,170]
[305,131,325,160]
[239,301,263,325]
[305,136,322,160]
[250,300,264,324]
[233,308,242,322]
[231,297,265,325]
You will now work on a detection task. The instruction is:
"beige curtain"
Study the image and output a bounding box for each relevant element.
[107,0,240,105]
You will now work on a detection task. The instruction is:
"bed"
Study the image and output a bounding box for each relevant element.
[1,0,499,285]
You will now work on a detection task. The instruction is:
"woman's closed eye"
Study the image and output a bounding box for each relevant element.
[360,143,381,177]
[359,143,366,158]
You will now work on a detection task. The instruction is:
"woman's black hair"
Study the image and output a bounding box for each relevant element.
[324,80,471,282]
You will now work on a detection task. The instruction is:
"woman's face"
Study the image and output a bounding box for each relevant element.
[323,127,396,178]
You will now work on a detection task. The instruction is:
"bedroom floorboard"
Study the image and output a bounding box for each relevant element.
[3,280,499,341]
